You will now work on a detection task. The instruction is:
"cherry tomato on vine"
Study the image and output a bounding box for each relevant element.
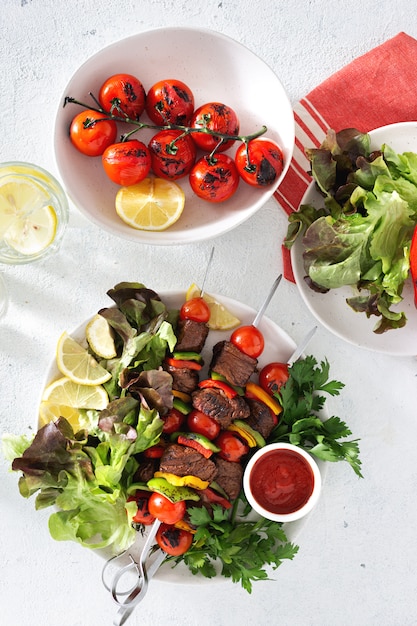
[259,362,289,395]
[102,140,151,185]
[148,129,196,180]
[187,409,221,440]
[230,325,264,358]
[127,491,156,525]
[189,154,239,203]
[215,430,249,463]
[162,407,186,434]
[99,73,146,121]
[146,79,195,126]
[156,523,193,556]
[148,492,186,525]
[69,109,117,157]
[180,297,210,322]
[190,102,239,152]
[235,138,284,187]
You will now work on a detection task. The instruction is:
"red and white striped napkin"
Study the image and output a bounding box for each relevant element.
[275,32,417,281]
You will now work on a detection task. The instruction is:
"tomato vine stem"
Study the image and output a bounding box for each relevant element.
[64,95,268,153]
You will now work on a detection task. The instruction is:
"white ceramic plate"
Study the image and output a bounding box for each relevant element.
[54,27,294,244]
[42,290,327,585]
[291,122,417,355]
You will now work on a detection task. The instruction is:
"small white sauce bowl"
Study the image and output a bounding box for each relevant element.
[243,443,322,523]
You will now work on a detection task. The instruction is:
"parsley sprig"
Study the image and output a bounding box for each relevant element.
[175,498,298,592]
[271,355,363,477]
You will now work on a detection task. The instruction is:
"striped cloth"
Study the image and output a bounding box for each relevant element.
[275,32,417,281]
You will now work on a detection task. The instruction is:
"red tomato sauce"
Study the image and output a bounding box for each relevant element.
[249,449,314,515]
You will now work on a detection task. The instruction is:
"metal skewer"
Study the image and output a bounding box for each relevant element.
[287,326,318,365]
[252,274,282,328]
[200,246,215,297]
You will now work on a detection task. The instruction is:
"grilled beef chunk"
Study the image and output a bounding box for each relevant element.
[159,443,217,482]
[164,363,199,394]
[245,398,277,440]
[175,318,209,353]
[214,457,243,500]
[210,340,257,387]
[134,458,158,483]
[192,387,250,428]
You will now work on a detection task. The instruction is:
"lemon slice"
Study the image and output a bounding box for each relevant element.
[56,332,112,385]
[186,283,241,330]
[0,175,57,255]
[86,314,117,359]
[42,376,109,410]
[38,401,82,430]
[115,177,185,231]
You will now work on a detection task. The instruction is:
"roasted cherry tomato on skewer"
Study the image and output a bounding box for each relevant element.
[187,409,221,440]
[148,492,186,525]
[156,523,193,556]
[127,491,156,526]
[230,324,264,358]
[98,73,146,120]
[258,362,289,395]
[162,407,186,434]
[215,430,250,463]
[180,296,210,323]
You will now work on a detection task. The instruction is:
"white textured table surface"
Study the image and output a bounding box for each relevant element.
[1,2,416,625]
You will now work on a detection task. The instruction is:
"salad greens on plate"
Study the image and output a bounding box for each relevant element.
[2,282,361,592]
[284,128,417,333]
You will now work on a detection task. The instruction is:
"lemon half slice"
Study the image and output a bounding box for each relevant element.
[38,401,82,430]
[0,175,57,255]
[56,332,112,386]
[186,283,241,330]
[86,314,117,359]
[115,177,185,231]
[42,376,109,410]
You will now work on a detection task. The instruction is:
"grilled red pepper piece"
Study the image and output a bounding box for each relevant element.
[200,487,232,509]
[165,357,203,371]
[410,224,417,307]
[198,378,237,398]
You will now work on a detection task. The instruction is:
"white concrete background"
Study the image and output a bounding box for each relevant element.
[1,1,416,625]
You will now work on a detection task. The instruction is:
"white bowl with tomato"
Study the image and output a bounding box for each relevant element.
[54,26,295,244]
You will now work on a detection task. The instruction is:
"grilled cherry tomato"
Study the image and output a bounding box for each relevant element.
[187,409,221,440]
[258,362,289,395]
[148,129,196,180]
[148,492,186,525]
[69,109,117,157]
[230,325,264,358]
[156,523,193,556]
[180,297,210,322]
[235,138,284,187]
[99,73,146,120]
[190,102,239,152]
[162,407,186,434]
[143,443,166,458]
[215,430,249,463]
[189,154,239,203]
[102,140,151,185]
[146,79,194,125]
[127,491,155,525]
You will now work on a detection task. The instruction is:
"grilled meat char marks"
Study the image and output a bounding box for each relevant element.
[210,340,258,387]
[175,318,209,353]
[245,397,276,439]
[192,387,250,428]
[214,457,243,500]
[159,443,217,483]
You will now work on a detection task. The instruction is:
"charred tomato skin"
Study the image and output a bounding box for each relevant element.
[102,139,151,185]
[189,154,239,203]
[69,109,118,157]
[149,129,197,180]
[146,79,195,126]
[99,73,146,120]
[235,138,284,187]
[190,102,240,152]
[258,362,289,395]
[162,407,186,434]
[127,490,156,526]
[156,523,193,556]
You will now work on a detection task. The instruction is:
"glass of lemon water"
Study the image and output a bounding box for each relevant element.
[0,162,69,317]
